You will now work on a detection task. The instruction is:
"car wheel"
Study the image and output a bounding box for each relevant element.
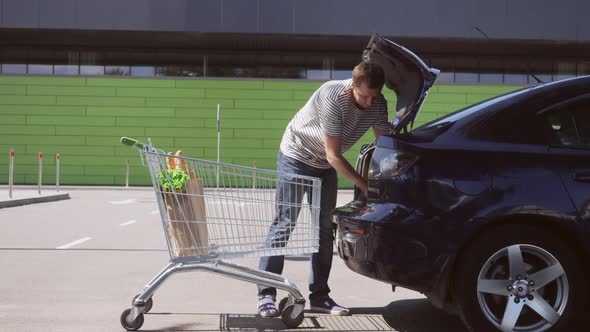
[454,224,586,332]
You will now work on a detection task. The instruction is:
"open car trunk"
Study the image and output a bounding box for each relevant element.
[352,34,439,200]
[353,144,376,200]
[362,33,439,134]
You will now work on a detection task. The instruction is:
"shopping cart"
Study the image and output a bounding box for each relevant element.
[119,137,321,330]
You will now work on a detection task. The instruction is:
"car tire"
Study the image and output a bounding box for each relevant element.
[454,224,586,332]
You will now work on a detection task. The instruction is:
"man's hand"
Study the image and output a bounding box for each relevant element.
[323,134,367,194]
[357,180,369,198]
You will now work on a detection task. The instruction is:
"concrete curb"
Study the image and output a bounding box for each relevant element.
[0,193,71,209]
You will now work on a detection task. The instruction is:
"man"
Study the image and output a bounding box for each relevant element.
[257,62,391,317]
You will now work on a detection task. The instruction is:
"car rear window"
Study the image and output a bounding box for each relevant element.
[415,87,531,130]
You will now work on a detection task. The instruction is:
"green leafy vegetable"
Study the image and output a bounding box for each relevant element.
[157,168,189,191]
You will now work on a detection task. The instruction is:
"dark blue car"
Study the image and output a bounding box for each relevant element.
[333,34,590,332]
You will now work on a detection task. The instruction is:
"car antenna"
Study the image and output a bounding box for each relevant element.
[473,26,544,85]
[474,26,490,38]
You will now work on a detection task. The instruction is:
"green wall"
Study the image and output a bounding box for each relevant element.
[0,75,520,187]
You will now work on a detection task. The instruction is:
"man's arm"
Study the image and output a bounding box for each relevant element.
[323,134,368,197]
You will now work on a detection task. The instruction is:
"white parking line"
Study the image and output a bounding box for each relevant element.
[120,220,137,227]
[151,210,159,215]
[57,237,92,249]
[109,199,137,205]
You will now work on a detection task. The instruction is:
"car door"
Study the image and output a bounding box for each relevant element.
[542,96,590,229]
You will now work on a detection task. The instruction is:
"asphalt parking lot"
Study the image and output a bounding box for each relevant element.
[0,188,468,332]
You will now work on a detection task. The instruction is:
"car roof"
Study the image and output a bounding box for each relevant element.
[420,75,590,131]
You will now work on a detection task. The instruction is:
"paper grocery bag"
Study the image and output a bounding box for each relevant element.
[185,171,209,252]
[163,173,208,257]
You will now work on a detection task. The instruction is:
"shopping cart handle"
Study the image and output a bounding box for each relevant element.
[121,137,145,149]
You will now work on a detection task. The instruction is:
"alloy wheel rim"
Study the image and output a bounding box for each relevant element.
[476,244,569,332]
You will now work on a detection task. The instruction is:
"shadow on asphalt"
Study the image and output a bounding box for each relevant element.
[143,298,468,331]
[379,299,468,332]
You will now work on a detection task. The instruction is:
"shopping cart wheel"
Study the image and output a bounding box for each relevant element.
[281,305,305,328]
[144,298,153,313]
[120,308,144,331]
[133,294,153,313]
[278,297,289,313]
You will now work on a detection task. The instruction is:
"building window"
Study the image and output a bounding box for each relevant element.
[54,65,79,75]
[2,64,27,74]
[436,72,454,84]
[305,69,329,80]
[156,65,201,77]
[304,56,331,80]
[1,47,587,85]
[455,72,479,84]
[80,65,105,75]
[332,69,352,80]
[532,74,553,84]
[105,66,131,76]
[28,64,53,75]
[479,73,503,84]
[131,66,155,77]
[504,74,529,85]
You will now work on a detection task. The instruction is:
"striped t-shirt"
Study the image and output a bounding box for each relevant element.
[280,79,390,169]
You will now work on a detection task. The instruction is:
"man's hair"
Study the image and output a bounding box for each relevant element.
[352,62,385,90]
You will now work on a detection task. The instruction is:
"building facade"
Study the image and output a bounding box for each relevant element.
[0,0,588,185]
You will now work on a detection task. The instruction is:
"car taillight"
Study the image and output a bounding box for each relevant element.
[368,147,418,179]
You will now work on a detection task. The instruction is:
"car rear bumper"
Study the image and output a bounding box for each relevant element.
[332,201,439,292]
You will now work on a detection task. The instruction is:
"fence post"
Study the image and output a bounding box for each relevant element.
[56,154,60,192]
[216,103,221,189]
[38,152,43,195]
[252,160,257,189]
[8,149,14,198]
[125,159,130,188]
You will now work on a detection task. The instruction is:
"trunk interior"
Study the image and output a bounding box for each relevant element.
[354,144,375,200]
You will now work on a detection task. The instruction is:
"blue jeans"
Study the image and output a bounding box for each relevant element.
[257,151,338,303]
